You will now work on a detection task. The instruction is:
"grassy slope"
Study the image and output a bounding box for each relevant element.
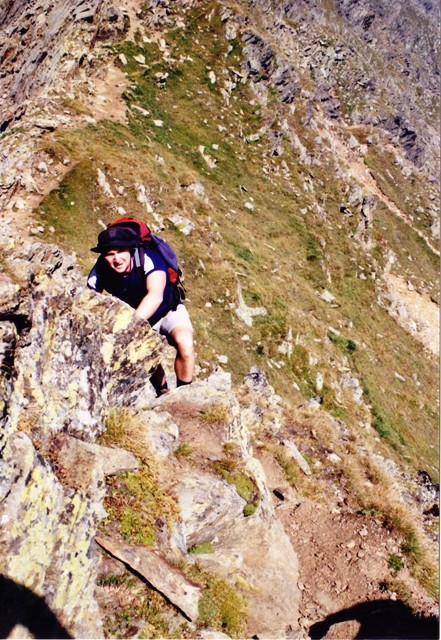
[37,0,437,474]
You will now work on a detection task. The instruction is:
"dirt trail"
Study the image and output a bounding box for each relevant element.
[255,450,439,638]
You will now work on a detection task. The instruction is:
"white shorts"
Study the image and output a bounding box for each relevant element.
[151,303,193,337]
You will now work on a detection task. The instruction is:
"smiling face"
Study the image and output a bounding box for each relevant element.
[103,249,133,274]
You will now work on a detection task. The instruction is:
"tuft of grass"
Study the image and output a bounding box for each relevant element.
[388,554,404,574]
[99,409,179,545]
[97,572,127,587]
[327,330,357,355]
[198,404,230,426]
[188,541,215,554]
[187,563,247,638]
[174,442,193,458]
[211,457,261,517]
[99,569,192,639]
[273,447,300,488]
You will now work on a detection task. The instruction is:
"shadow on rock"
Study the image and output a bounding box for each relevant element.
[309,599,439,639]
[0,575,71,639]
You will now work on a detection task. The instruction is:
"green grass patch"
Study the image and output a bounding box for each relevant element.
[273,447,300,487]
[37,158,105,266]
[99,409,179,545]
[212,457,260,517]
[188,541,215,554]
[198,404,230,426]
[387,554,404,574]
[187,564,247,638]
[174,442,193,458]
[327,330,357,355]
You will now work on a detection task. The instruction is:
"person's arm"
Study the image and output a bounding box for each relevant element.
[135,269,166,322]
[87,261,103,292]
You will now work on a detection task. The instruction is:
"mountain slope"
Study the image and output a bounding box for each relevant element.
[0,0,439,637]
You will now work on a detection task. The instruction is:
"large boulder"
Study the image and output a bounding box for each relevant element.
[0,238,164,638]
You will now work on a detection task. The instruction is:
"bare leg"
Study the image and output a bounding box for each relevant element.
[169,326,195,384]
[149,363,168,395]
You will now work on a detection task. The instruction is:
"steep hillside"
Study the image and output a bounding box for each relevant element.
[0,0,439,638]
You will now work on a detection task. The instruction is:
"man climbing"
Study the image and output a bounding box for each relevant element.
[87,224,194,396]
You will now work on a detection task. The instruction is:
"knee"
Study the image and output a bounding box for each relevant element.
[173,329,194,358]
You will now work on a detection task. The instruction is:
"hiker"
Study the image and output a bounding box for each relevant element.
[87,224,194,396]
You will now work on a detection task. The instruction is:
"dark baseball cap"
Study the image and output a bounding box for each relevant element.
[91,226,140,253]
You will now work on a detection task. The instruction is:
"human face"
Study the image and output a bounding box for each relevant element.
[103,249,132,274]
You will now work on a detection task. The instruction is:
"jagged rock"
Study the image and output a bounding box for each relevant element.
[0,321,17,418]
[97,168,114,198]
[361,194,377,226]
[240,366,283,434]
[242,31,275,81]
[0,431,105,638]
[55,433,140,479]
[7,285,163,441]
[0,0,106,127]
[0,269,31,318]
[415,471,439,516]
[95,4,130,42]
[180,181,205,196]
[280,440,312,476]
[198,146,217,169]
[0,237,166,637]
[139,409,180,457]
[320,289,337,304]
[167,213,195,235]
[0,239,164,442]
[96,536,202,621]
[177,472,247,546]
[273,64,300,103]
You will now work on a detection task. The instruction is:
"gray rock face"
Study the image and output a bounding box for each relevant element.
[1,242,163,443]
[0,0,128,130]
[0,237,164,637]
[157,371,301,637]
[0,431,104,638]
[0,320,16,420]
[177,472,247,546]
[242,0,439,172]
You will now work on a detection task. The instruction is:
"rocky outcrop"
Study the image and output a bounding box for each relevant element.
[234,0,440,174]
[0,234,165,637]
[0,0,129,131]
[1,240,164,443]
[132,371,301,637]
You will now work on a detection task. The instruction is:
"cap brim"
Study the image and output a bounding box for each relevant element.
[90,241,138,253]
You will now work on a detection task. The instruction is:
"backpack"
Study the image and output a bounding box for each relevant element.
[107,216,186,301]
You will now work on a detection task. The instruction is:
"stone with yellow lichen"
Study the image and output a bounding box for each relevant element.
[0,238,166,637]
[7,285,164,440]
